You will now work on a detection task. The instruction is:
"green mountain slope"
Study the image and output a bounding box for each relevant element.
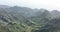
[0,5,60,32]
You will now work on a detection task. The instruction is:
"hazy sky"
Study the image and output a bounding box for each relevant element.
[0,0,60,11]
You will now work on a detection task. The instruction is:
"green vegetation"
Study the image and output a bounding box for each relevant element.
[0,5,60,32]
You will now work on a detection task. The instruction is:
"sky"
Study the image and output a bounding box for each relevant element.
[0,0,60,11]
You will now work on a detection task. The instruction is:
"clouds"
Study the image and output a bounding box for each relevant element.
[0,0,60,11]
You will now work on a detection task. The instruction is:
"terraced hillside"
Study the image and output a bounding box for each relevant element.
[0,5,60,32]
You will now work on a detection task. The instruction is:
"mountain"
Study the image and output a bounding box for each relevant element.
[0,5,10,8]
[51,10,60,18]
[29,9,52,26]
[9,6,35,17]
[0,5,60,32]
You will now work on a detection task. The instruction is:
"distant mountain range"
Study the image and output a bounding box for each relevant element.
[0,5,60,32]
[0,5,10,8]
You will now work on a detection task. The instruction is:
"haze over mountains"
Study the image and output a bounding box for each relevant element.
[0,5,60,32]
